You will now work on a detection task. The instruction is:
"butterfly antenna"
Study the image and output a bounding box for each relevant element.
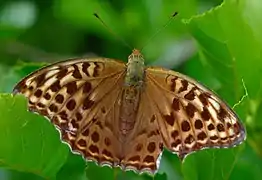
[93,13,133,50]
[140,12,178,52]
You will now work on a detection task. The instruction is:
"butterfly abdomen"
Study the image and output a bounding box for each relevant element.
[119,86,141,137]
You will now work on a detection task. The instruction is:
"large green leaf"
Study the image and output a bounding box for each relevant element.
[0,94,69,179]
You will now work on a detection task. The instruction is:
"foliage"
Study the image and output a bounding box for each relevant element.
[0,0,261,179]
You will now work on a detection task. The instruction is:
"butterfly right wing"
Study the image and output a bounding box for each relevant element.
[145,67,246,159]
[13,58,127,166]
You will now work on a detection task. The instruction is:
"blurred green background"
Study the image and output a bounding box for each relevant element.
[0,0,262,180]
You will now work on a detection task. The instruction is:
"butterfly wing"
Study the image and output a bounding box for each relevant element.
[13,58,127,166]
[145,67,246,159]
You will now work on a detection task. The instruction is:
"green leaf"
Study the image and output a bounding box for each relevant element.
[57,154,86,180]
[182,146,246,180]
[186,0,262,101]
[0,94,69,179]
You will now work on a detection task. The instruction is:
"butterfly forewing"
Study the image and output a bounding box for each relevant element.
[145,67,246,159]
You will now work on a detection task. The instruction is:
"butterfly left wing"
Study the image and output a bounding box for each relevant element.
[145,67,246,159]
[12,58,127,166]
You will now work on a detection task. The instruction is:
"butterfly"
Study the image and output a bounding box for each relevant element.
[13,48,246,174]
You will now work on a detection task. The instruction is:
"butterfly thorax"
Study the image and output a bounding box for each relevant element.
[119,49,145,137]
[124,49,145,86]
